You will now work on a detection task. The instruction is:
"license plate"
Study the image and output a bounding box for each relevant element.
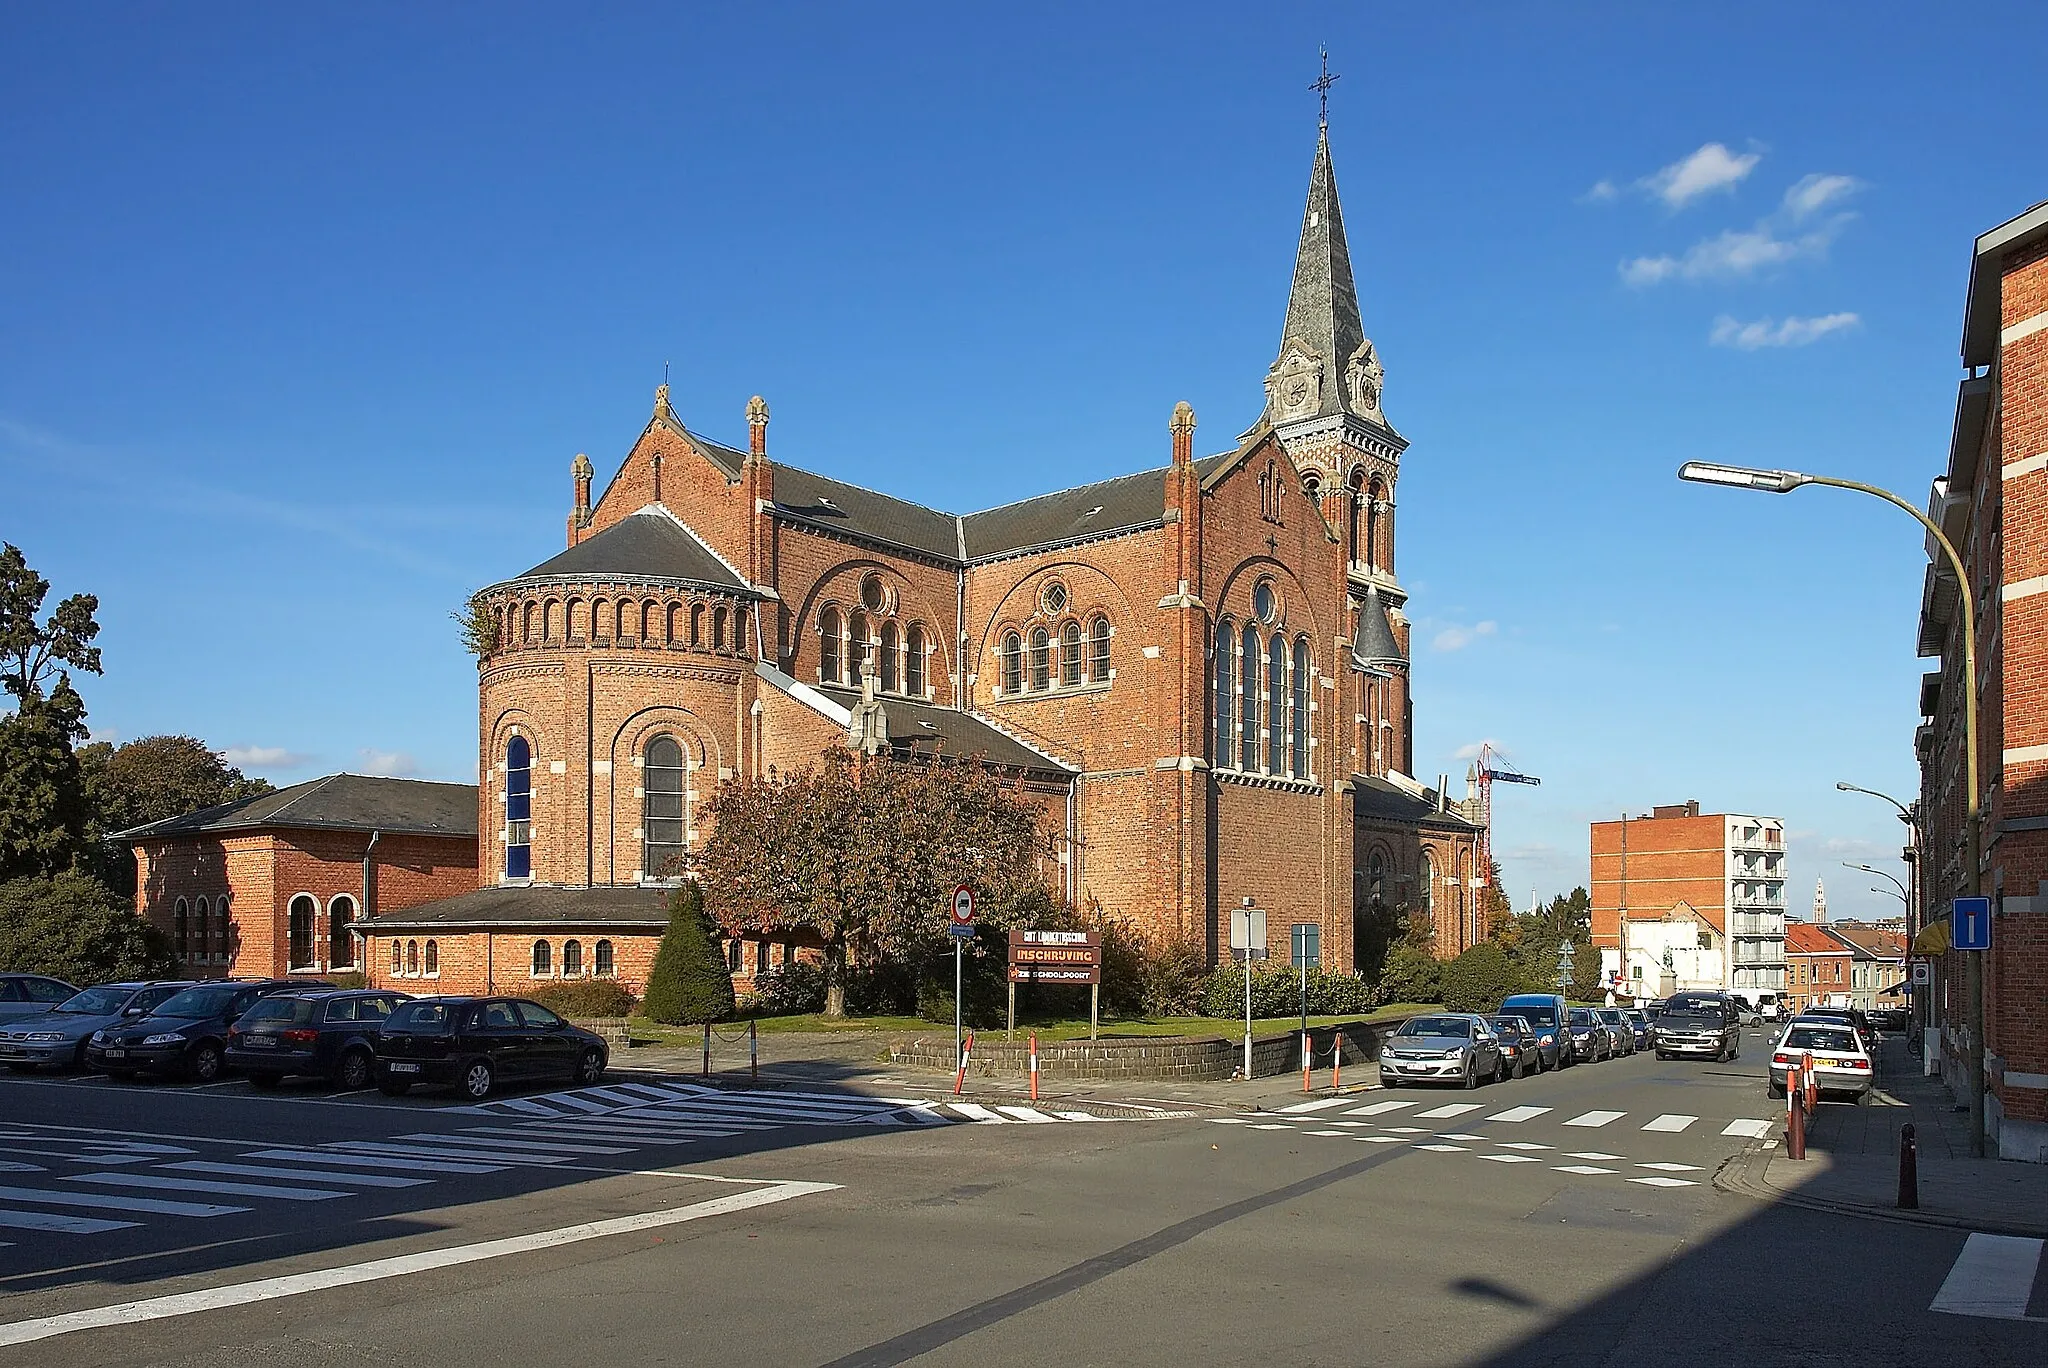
[387,1062,421,1074]
[244,1036,277,1049]
[103,1048,126,1058]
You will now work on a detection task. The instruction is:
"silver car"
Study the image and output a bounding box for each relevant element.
[1378,1013,1507,1089]
[0,981,192,1072]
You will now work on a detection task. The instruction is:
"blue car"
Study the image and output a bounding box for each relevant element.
[0,981,194,1072]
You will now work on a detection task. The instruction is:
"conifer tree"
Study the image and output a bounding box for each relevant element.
[639,881,735,1025]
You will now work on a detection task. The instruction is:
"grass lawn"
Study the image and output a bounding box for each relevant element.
[626,1002,1436,1046]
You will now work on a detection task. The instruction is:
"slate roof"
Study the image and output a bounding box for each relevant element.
[1273,127,1368,426]
[1354,584,1404,669]
[364,885,672,930]
[963,467,1171,560]
[511,511,749,591]
[1350,774,1480,830]
[115,775,478,842]
[809,685,1076,778]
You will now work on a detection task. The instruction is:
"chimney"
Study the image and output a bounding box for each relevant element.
[1437,774,1449,813]
[747,395,770,459]
[1170,401,1195,466]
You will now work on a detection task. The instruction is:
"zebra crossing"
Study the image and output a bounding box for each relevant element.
[456,1078,1195,1127]
[1929,1234,2046,1321]
[1268,1097,1776,1138]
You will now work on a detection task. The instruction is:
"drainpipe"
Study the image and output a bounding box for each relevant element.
[360,831,381,977]
[955,562,968,711]
[1066,780,1079,907]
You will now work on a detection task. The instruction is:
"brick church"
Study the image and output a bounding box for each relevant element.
[126,118,1482,998]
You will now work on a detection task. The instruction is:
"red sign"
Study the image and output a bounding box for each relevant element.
[950,885,975,925]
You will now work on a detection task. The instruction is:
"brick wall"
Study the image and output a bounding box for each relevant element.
[1590,814,1732,947]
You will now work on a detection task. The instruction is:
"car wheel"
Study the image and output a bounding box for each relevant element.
[1768,1081,1785,1099]
[377,1077,412,1097]
[336,1049,373,1092]
[247,1072,282,1089]
[574,1047,605,1086]
[1461,1060,1478,1090]
[189,1044,223,1083]
[460,1059,495,1101]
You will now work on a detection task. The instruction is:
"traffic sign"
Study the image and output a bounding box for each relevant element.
[1952,896,1992,952]
[946,921,976,940]
[950,884,976,926]
[1290,922,1319,969]
[1230,907,1267,956]
[1911,961,1932,986]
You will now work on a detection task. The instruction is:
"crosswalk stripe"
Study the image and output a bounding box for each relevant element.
[1413,1144,1467,1152]
[632,1097,899,1123]
[1930,1234,2046,1320]
[1480,1154,1541,1164]
[1627,1176,1696,1188]
[0,1162,44,1173]
[551,1110,780,1131]
[328,1142,574,1165]
[246,1148,504,1175]
[1722,1119,1773,1138]
[1249,1124,1292,1131]
[994,1107,1056,1123]
[1345,1100,1417,1116]
[0,1207,138,1234]
[68,1171,349,1202]
[413,1132,636,1156]
[574,1086,659,1107]
[0,1184,246,1217]
[1485,1106,1550,1123]
[596,1082,678,1104]
[1564,1111,1625,1128]
[167,1162,428,1189]
[1555,1165,1616,1175]
[1637,1162,1701,1173]
[1052,1111,1100,1122]
[1277,1098,1353,1114]
[1641,1115,1698,1133]
[1496,1142,1552,1151]
[513,1121,745,1141]
[478,1097,565,1116]
[947,1103,1005,1122]
[1354,1135,1405,1144]
[1566,1151,1625,1161]
[1307,1129,1350,1137]
[1415,1104,1483,1119]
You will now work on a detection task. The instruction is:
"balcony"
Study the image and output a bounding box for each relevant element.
[1733,830,1785,853]
[1731,891,1785,909]
[1729,913,1778,937]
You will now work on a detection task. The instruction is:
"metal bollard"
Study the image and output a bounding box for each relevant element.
[1787,1067,1807,1160]
[1898,1121,1919,1209]
[701,1021,711,1077]
[1029,1033,1040,1102]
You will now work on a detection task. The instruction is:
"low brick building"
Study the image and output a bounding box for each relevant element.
[118,774,478,980]
[1783,921,1856,1015]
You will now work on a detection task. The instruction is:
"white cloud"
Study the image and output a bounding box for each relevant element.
[1620,216,1851,286]
[87,726,120,745]
[356,748,419,778]
[1453,738,1506,762]
[1782,173,1861,220]
[1581,178,1620,204]
[1709,312,1861,349]
[1431,621,1497,652]
[1641,142,1761,208]
[224,745,312,769]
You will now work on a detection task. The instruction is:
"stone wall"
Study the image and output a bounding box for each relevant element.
[889,1014,1417,1082]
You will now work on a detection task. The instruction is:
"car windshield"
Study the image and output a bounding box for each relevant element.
[1504,1001,1558,1026]
[1666,997,1724,1019]
[1597,1010,1623,1023]
[1488,1018,1526,1035]
[1785,1027,1859,1053]
[387,1002,453,1031]
[150,986,240,1019]
[240,997,317,1025]
[1398,1017,1471,1039]
[53,986,135,1015]
[1569,1009,1594,1024]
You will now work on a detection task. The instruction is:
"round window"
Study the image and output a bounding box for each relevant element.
[1040,580,1069,616]
[859,574,887,613]
[1253,579,1277,624]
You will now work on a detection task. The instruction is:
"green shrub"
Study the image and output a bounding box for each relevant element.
[1440,942,1521,1013]
[639,883,735,1025]
[528,980,637,1019]
[1305,967,1375,1015]
[326,971,367,991]
[844,960,918,1016]
[916,933,1008,1028]
[0,872,175,983]
[1200,963,1372,1019]
[751,962,827,1015]
[1375,944,1443,1006]
[1138,933,1210,1017]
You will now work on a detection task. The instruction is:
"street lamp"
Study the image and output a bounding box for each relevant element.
[1845,861,1908,903]
[1836,780,1927,1048]
[1680,460,1987,1157]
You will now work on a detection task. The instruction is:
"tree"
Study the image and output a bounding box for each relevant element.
[1,543,101,708]
[1441,942,1522,1012]
[0,871,174,983]
[693,749,1053,1017]
[1377,943,1444,1005]
[1478,858,1515,940]
[639,882,736,1025]
[78,736,274,894]
[0,545,102,883]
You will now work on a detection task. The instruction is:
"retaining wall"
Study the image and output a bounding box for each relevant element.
[889,1014,1418,1082]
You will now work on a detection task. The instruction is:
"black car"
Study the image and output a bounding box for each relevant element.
[374,996,609,1100]
[225,989,412,1090]
[1487,1015,1550,1075]
[85,979,329,1081]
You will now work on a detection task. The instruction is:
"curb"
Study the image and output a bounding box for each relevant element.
[1713,1146,2048,1239]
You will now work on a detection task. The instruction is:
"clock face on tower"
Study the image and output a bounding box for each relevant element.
[1285,376,1311,408]
[1267,347,1322,422]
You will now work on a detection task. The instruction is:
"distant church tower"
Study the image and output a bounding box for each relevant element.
[1812,877,1828,923]
[1255,116,1414,779]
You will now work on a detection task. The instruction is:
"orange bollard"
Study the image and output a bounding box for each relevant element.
[954,1030,973,1096]
[1029,1033,1040,1102]
[1787,1065,1807,1159]
[1303,1031,1313,1093]
[1331,1037,1341,1091]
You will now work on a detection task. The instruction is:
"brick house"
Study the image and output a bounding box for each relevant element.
[118,774,478,981]
[364,117,1480,993]
[1915,197,2048,1162]
[1782,921,1856,1015]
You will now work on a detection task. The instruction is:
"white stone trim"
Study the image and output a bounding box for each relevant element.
[2003,452,2048,482]
[2002,1070,2048,1090]
[2003,310,2048,348]
[2002,743,2048,765]
[2002,575,2048,603]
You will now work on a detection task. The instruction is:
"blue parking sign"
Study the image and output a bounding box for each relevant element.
[1952,896,1992,952]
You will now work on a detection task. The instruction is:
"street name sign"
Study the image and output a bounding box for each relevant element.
[1952,896,1992,952]
[1230,907,1267,957]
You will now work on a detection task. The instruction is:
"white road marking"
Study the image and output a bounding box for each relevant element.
[1382,1127,1428,1135]
[67,1171,349,1202]
[1485,1106,1550,1123]
[1249,1124,1293,1131]
[1722,1119,1774,1138]
[0,1179,839,1347]
[1345,1100,1416,1116]
[946,1103,1005,1122]
[1435,1133,1487,1141]
[994,1107,1056,1124]
[245,1148,504,1175]
[1415,1104,1483,1119]
[1627,1176,1696,1188]
[1277,1097,1353,1114]
[1637,1162,1701,1173]
[1566,1152,1625,1161]
[1051,1112,1101,1122]
[1306,1129,1349,1137]
[0,1184,245,1217]
[1480,1154,1541,1164]
[1641,1115,1698,1133]
[327,1141,575,1165]
[0,1207,138,1234]
[1930,1234,2046,1320]
[1555,1165,1616,1175]
[1496,1142,1552,1151]
[166,1162,428,1189]
[1563,1111,1625,1128]
[1209,1118,1252,1125]
[411,1132,635,1156]
[0,1162,45,1173]
[1412,1144,1467,1152]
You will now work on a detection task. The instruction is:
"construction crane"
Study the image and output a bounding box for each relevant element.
[1471,742,1541,890]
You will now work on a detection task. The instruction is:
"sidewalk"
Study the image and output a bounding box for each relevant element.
[1715,1034,2048,1237]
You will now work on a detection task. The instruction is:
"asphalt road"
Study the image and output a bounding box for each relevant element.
[2,1027,2044,1366]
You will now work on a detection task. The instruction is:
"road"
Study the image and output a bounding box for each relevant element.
[1,1026,2043,1366]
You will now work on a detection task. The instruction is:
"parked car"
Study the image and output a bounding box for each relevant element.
[1377,1013,1506,1088]
[373,996,609,1100]
[0,974,80,1024]
[1769,1020,1874,1102]
[0,981,194,1072]
[1594,1007,1637,1056]
[1486,1015,1547,1077]
[1499,993,1577,1065]
[85,980,326,1081]
[1800,1005,1876,1050]
[225,988,412,1090]
[1652,991,1741,1062]
[1565,1007,1611,1061]
[1869,1005,1910,1033]
[1622,1008,1654,1049]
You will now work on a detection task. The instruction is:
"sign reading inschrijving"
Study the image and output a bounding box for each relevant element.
[1008,930,1102,985]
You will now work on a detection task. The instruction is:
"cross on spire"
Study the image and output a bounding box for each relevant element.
[1310,48,1340,129]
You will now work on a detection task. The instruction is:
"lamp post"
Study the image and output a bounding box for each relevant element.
[1846,861,1909,904]
[1837,781,1927,1047]
[1681,461,1986,1157]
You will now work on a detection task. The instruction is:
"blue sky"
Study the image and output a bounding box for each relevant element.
[4,3,2041,923]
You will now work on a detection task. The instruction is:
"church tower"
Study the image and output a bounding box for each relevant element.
[1259,119,1414,778]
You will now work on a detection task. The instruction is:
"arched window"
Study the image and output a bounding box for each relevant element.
[819,606,842,683]
[216,893,231,961]
[999,631,1022,695]
[424,940,439,976]
[390,940,403,976]
[568,598,585,640]
[564,939,583,976]
[328,895,357,970]
[406,940,419,976]
[725,938,742,971]
[733,610,747,654]
[880,621,900,693]
[713,605,728,651]
[1213,620,1235,767]
[666,602,684,643]
[1460,849,1474,944]
[544,600,559,640]
[1266,634,1286,775]
[1348,468,1366,566]
[1239,624,1260,771]
[1368,478,1389,571]
[906,624,927,696]
[1368,851,1386,906]
[691,602,707,648]
[193,897,209,959]
[288,894,317,969]
[531,940,552,977]
[1060,620,1083,687]
[1291,637,1310,778]
[505,735,533,879]
[595,939,614,976]
[523,601,538,643]
[849,610,870,680]
[643,735,687,879]
[1421,851,1436,917]
[1028,626,1051,691]
[590,599,609,640]
[1090,616,1111,682]
[173,897,190,959]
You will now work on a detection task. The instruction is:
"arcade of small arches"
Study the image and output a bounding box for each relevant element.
[1360,842,1483,950]
[496,587,755,657]
[171,893,235,965]
[1341,468,1394,574]
[815,604,934,698]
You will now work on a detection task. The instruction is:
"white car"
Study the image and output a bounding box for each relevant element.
[1768,1019,1873,1102]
